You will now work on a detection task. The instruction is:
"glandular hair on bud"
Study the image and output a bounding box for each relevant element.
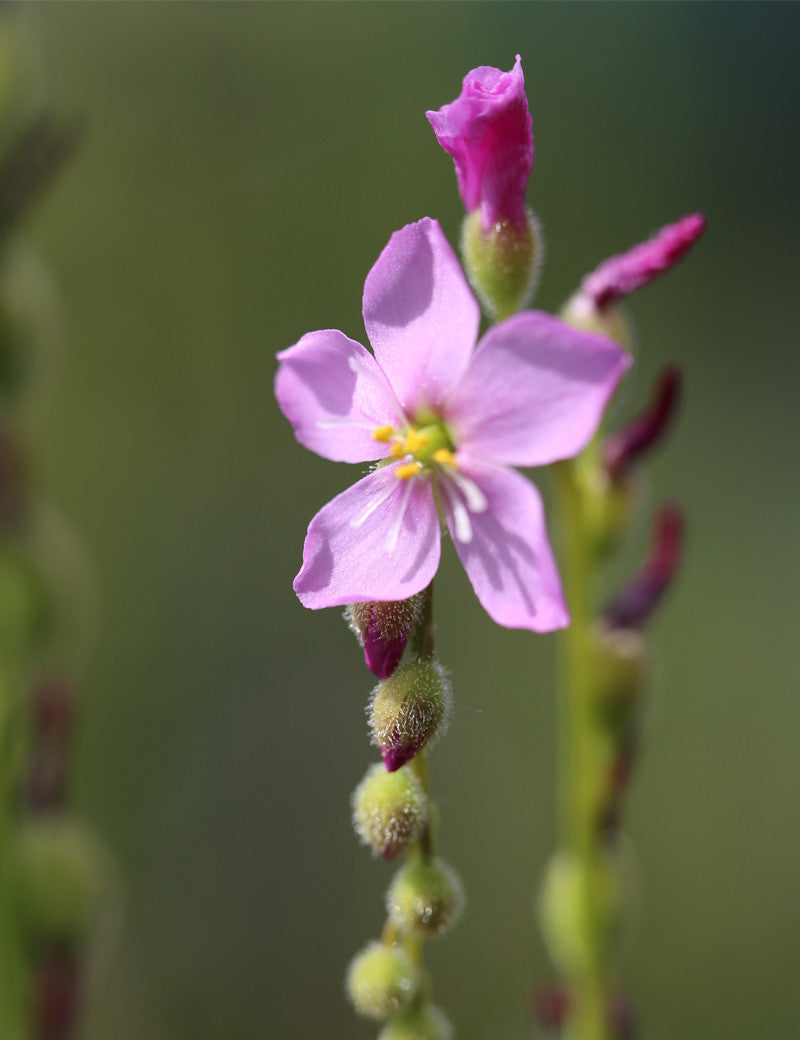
[589,622,649,729]
[561,290,634,353]
[369,659,452,772]
[345,940,420,1021]
[461,207,543,321]
[352,763,428,860]
[377,1003,454,1040]
[387,856,464,939]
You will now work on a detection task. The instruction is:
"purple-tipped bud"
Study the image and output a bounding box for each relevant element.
[602,506,685,631]
[603,367,682,483]
[427,55,533,231]
[368,660,451,773]
[346,596,424,680]
[533,984,569,1031]
[582,214,706,311]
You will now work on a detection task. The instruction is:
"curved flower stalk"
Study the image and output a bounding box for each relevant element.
[276,217,629,632]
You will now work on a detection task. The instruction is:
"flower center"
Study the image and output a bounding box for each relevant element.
[373,421,457,480]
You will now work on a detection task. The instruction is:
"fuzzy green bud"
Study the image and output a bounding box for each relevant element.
[538,851,622,977]
[575,462,635,560]
[369,659,451,772]
[345,940,420,1021]
[352,762,428,860]
[461,207,542,321]
[387,856,464,939]
[377,1003,454,1040]
[11,817,106,952]
[589,622,649,730]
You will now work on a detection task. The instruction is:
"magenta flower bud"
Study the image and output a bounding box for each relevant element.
[582,213,706,312]
[346,596,424,680]
[369,660,451,773]
[601,506,684,631]
[427,55,533,231]
[603,366,682,482]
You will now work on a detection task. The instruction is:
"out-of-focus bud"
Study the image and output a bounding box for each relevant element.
[11,817,106,952]
[538,851,621,977]
[32,949,82,1040]
[603,367,682,484]
[24,674,76,813]
[601,506,684,631]
[562,214,706,351]
[347,594,424,680]
[377,1003,454,1040]
[460,206,543,320]
[575,461,634,560]
[352,762,428,860]
[588,622,649,731]
[386,856,464,939]
[345,940,420,1021]
[533,984,569,1032]
[369,660,451,773]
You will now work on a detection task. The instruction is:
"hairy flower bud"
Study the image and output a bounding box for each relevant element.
[11,817,106,952]
[369,660,451,772]
[345,941,420,1020]
[352,763,428,860]
[588,622,649,731]
[538,851,622,978]
[377,1003,454,1040]
[346,594,424,680]
[603,367,682,484]
[461,206,543,320]
[387,856,464,939]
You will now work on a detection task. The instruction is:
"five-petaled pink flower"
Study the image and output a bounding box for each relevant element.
[275,218,630,632]
[426,55,533,231]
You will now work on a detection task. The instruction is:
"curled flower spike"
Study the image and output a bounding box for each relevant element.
[603,366,682,482]
[426,55,533,231]
[582,214,706,312]
[601,506,685,631]
[276,218,630,632]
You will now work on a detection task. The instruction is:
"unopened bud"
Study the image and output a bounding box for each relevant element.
[461,207,543,320]
[575,461,634,559]
[352,763,428,860]
[369,660,451,772]
[377,1003,453,1040]
[347,595,424,680]
[603,367,682,483]
[538,851,621,977]
[601,506,684,631]
[345,940,420,1021]
[11,817,106,952]
[588,622,649,730]
[387,856,464,939]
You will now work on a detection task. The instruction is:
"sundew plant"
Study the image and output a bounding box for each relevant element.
[275,57,704,1040]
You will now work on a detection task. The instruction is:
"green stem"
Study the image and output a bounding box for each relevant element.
[550,460,612,1040]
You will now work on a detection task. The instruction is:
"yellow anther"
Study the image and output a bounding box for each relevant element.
[403,430,430,454]
[395,461,423,480]
[372,424,395,443]
[389,442,407,458]
[432,448,456,467]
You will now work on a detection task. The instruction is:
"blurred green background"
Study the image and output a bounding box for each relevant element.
[8,1,799,1037]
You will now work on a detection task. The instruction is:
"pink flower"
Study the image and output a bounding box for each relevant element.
[426,55,533,231]
[580,214,706,311]
[275,218,630,632]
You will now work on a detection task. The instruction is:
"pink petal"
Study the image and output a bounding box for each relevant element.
[581,213,706,310]
[362,218,479,416]
[426,55,533,229]
[440,458,568,632]
[275,330,404,463]
[445,311,630,467]
[294,466,441,609]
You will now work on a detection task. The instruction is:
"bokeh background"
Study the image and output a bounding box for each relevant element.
[7,2,799,1038]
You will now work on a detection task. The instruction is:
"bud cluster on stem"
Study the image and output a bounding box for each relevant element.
[345,583,461,1039]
